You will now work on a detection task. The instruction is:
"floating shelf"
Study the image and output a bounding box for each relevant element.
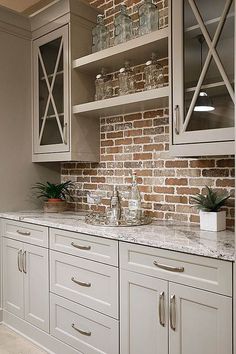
[73,86,169,118]
[73,28,169,74]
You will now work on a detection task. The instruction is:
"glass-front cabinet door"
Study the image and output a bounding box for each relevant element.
[33,25,69,154]
[171,0,235,155]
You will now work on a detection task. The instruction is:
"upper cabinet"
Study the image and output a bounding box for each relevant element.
[31,0,100,162]
[170,0,235,156]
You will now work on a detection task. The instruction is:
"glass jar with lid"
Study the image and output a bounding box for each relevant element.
[95,69,113,100]
[118,61,135,96]
[92,14,109,53]
[138,0,159,36]
[114,5,133,45]
[144,53,164,90]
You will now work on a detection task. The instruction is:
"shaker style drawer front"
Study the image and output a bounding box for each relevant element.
[50,250,119,318]
[119,243,232,296]
[50,294,119,354]
[1,219,48,248]
[50,228,118,266]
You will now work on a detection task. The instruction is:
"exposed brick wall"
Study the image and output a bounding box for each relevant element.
[61,0,235,229]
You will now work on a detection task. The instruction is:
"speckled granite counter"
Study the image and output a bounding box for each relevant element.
[0,211,235,261]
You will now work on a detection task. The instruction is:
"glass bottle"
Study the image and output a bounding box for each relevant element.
[114,4,133,45]
[95,69,113,100]
[108,187,121,224]
[127,172,142,222]
[92,14,109,53]
[118,61,135,96]
[144,53,164,90]
[138,0,159,36]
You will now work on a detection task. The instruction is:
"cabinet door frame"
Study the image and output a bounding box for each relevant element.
[33,25,70,154]
[24,243,49,332]
[169,282,232,354]
[170,0,235,152]
[2,237,24,319]
[120,269,168,354]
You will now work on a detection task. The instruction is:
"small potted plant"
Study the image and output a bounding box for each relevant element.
[32,181,75,213]
[191,186,230,232]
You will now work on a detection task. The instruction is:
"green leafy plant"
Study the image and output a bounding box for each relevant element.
[190,186,230,212]
[32,181,75,201]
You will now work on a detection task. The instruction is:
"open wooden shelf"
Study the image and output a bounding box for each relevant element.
[73,86,169,118]
[73,28,168,74]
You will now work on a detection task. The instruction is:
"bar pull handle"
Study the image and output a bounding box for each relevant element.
[71,242,91,251]
[71,277,91,288]
[71,323,91,337]
[17,249,23,272]
[159,291,165,327]
[174,105,180,135]
[153,261,184,273]
[17,230,31,236]
[23,251,27,274]
[170,295,176,331]
[63,122,68,144]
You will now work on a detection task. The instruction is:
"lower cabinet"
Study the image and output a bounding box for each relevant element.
[50,293,119,354]
[120,269,232,354]
[120,270,168,354]
[3,237,49,332]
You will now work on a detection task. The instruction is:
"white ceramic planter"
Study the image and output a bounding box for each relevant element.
[199,210,226,232]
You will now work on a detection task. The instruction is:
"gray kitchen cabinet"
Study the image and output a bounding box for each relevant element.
[31,0,100,162]
[170,0,235,156]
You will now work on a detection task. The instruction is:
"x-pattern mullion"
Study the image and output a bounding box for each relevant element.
[183,0,234,133]
[38,37,64,144]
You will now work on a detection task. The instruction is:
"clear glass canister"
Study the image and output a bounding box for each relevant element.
[114,5,133,45]
[118,62,135,96]
[138,0,159,36]
[144,53,164,90]
[95,69,113,100]
[92,14,109,53]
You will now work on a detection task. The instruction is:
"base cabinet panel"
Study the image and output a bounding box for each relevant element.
[120,270,168,354]
[3,238,24,319]
[24,244,49,332]
[169,283,232,354]
[50,294,119,354]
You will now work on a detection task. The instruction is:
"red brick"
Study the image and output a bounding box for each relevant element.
[190,160,215,168]
[124,129,142,137]
[143,144,164,152]
[101,140,114,147]
[115,138,132,145]
[165,178,188,186]
[165,160,188,168]
[216,179,235,187]
[134,153,152,160]
[133,120,152,128]
[107,131,123,139]
[176,187,200,195]
[133,136,152,144]
[154,186,174,194]
[124,113,142,121]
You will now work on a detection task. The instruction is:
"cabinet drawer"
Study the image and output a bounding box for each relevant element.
[50,228,118,266]
[1,219,48,248]
[50,250,118,318]
[50,294,119,354]
[120,242,232,296]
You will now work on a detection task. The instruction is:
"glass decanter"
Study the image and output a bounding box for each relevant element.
[138,0,159,36]
[144,53,164,90]
[92,14,109,53]
[114,5,133,45]
[118,61,135,96]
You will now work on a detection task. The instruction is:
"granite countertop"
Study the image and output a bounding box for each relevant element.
[0,210,235,261]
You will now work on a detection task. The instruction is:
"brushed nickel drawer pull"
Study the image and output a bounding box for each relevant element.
[23,251,27,274]
[170,295,176,331]
[159,291,165,327]
[71,277,91,288]
[174,104,180,135]
[153,261,184,273]
[17,249,23,272]
[71,242,91,251]
[71,323,91,336]
[17,230,31,236]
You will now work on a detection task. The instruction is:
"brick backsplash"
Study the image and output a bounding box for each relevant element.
[61,0,235,229]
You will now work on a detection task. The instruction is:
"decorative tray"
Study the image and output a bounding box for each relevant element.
[85,214,152,227]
